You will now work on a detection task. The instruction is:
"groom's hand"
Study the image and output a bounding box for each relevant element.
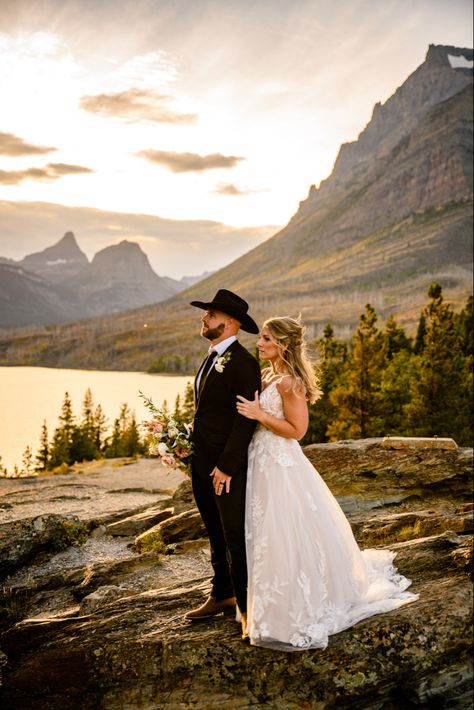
[210,466,232,495]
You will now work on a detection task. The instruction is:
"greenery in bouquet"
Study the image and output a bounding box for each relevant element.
[139,391,193,474]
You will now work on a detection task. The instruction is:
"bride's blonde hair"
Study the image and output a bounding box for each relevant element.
[263,316,320,403]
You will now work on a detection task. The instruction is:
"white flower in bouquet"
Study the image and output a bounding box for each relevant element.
[139,391,194,476]
[157,442,168,456]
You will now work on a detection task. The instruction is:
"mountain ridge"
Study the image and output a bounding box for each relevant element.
[0,233,193,326]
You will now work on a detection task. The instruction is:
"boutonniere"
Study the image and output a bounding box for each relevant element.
[214,351,232,373]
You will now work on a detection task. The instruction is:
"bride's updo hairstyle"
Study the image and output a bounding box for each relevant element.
[263,316,320,403]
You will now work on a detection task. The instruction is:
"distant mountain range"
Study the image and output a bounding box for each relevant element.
[0,44,472,371]
[0,233,210,327]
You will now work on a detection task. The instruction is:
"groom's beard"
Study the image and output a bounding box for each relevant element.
[202,322,225,341]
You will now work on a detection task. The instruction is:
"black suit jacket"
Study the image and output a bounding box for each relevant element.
[192,340,261,478]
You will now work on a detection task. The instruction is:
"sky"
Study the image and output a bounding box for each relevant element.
[0,0,472,278]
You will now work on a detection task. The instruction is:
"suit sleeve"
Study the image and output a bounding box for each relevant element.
[216,354,262,477]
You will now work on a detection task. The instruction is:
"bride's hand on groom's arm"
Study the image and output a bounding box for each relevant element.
[236,391,262,421]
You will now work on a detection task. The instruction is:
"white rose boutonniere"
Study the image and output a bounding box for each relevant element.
[214,351,232,373]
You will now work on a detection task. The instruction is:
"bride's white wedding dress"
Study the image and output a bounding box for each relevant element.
[245,381,418,651]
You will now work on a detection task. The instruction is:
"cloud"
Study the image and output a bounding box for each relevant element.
[0,131,56,157]
[213,182,267,196]
[0,163,94,185]
[137,150,244,173]
[80,88,197,124]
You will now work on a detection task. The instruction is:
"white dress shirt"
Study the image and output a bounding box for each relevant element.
[195,335,237,391]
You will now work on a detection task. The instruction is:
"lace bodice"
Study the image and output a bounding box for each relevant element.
[259,380,285,418]
[250,380,298,469]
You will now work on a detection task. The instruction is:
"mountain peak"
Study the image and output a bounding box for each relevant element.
[20,231,89,282]
[300,44,473,210]
[56,231,80,248]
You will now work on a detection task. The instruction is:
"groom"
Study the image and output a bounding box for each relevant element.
[185,289,261,631]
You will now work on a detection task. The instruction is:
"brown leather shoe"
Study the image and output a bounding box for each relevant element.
[184,595,236,621]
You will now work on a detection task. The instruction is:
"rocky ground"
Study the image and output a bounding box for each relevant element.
[0,441,472,710]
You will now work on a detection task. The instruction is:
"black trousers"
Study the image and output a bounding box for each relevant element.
[191,467,248,612]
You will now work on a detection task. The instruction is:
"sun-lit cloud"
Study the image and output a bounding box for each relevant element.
[0,131,56,157]
[80,88,197,124]
[136,150,245,173]
[213,182,267,196]
[0,163,94,185]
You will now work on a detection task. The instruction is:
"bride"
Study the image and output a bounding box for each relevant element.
[236,316,418,651]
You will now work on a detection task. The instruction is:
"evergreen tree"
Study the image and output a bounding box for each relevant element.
[413,312,427,354]
[384,316,411,359]
[380,350,419,435]
[75,388,99,460]
[104,404,144,457]
[406,284,472,444]
[456,295,473,357]
[173,394,183,425]
[105,418,123,458]
[21,446,35,475]
[93,404,108,454]
[36,420,50,471]
[327,304,386,440]
[304,324,346,444]
[181,381,195,423]
[49,392,78,467]
[123,414,143,456]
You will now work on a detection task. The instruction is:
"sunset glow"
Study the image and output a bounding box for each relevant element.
[0,0,472,276]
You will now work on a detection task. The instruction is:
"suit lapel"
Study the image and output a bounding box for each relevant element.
[196,340,240,408]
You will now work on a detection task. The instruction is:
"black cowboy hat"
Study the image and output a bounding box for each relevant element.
[190,289,259,334]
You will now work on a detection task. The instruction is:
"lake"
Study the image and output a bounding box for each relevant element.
[0,367,192,474]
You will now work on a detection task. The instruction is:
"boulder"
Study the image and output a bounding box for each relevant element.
[106,507,175,536]
[135,508,206,551]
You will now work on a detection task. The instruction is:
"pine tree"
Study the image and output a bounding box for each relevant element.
[413,313,427,354]
[123,414,143,456]
[105,418,123,458]
[380,350,419,435]
[49,392,79,467]
[327,304,386,440]
[181,381,195,423]
[384,316,411,359]
[304,324,346,444]
[456,295,473,357]
[21,446,35,476]
[93,404,108,454]
[406,284,472,444]
[36,420,50,471]
[173,394,183,425]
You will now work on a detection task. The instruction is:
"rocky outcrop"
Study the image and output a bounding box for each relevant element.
[0,441,472,708]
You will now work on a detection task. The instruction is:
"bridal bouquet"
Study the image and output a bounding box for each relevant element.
[139,391,193,475]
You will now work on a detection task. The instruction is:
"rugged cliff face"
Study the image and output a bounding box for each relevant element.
[0,440,472,709]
